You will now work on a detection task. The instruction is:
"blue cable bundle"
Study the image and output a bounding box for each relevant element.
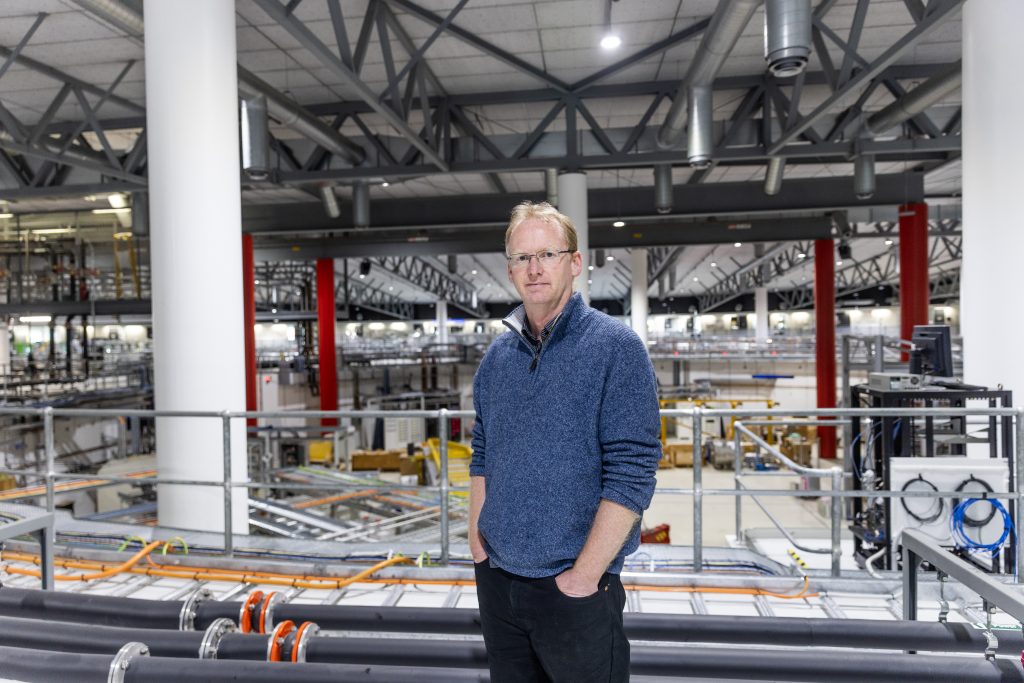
[949,497,1015,555]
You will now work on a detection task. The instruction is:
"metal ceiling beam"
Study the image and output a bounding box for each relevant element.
[768,0,963,154]
[254,0,448,171]
[0,48,143,115]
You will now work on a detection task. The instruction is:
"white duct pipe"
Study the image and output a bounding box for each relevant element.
[353,181,370,228]
[854,154,875,200]
[240,95,270,180]
[763,156,785,195]
[764,0,811,78]
[545,168,559,207]
[865,61,962,136]
[320,185,341,219]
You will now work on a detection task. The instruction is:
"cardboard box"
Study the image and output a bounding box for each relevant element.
[399,455,425,484]
[664,443,694,468]
[659,449,674,469]
[351,449,404,471]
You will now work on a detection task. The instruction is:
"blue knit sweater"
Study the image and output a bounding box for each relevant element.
[469,292,661,577]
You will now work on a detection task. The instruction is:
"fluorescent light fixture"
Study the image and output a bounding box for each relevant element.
[31,227,72,235]
[368,322,385,331]
[107,193,128,209]
[612,220,625,228]
[19,315,51,323]
[92,208,131,215]
[734,242,742,248]
[0,213,13,218]
[600,34,621,49]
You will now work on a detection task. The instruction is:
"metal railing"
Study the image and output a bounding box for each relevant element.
[0,404,1020,585]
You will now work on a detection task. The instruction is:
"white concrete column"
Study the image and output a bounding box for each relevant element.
[630,248,648,343]
[437,300,449,344]
[0,321,9,375]
[557,172,589,303]
[961,1,1024,398]
[145,0,248,533]
[755,287,769,341]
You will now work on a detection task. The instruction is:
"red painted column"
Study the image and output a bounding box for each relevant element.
[241,234,257,428]
[316,259,338,427]
[899,202,929,344]
[814,239,837,459]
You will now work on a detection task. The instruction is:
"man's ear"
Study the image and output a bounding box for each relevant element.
[570,251,583,278]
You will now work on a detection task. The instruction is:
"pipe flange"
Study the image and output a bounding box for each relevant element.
[291,621,320,663]
[179,587,214,631]
[107,642,149,683]
[266,619,296,662]
[198,617,237,660]
[239,590,265,634]
[258,591,286,634]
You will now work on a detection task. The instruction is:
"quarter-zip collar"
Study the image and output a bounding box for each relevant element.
[502,292,584,371]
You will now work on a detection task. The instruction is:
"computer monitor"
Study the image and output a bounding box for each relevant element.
[910,325,954,377]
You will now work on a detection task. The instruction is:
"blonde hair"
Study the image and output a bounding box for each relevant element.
[504,201,578,254]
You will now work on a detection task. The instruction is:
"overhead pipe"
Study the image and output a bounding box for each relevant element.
[352,181,370,228]
[854,152,876,199]
[764,0,811,78]
[653,163,673,213]
[319,185,341,219]
[763,156,785,195]
[240,95,270,180]
[2,588,1023,655]
[656,0,761,160]
[72,0,365,166]
[544,168,559,207]
[864,60,962,136]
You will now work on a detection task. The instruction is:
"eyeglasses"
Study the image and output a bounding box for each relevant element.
[506,249,573,270]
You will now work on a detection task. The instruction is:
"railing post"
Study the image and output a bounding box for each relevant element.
[734,421,743,545]
[439,408,450,565]
[1016,408,1024,583]
[221,412,233,557]
[830,466,843,577]
[692,407,703,573]
[43,407,55,513]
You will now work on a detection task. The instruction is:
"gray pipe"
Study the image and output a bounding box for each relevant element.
[687,85,715,168]
[865,60,962,136]
[353,181,370,228]
[654,164,673,213]
[764,156,785,195]
[73,0,365,166]
[854,153,876,199]
[544,168,559,207]
[130,191,148,237]
[240,95,270,180]
[320,185,341,219]
[764,0,811,78]
[656,0,761,149]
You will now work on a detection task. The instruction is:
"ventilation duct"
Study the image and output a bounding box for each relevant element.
[764,0,811,78]
[854,154,875,200]
[240,95,270,180]
[656,0,760,161]
[865,61,962,136]
[545,168,559,207]
[654,164,673,213]
[687,86,715,168]
[353,181,370,228]
[319,185,340,219]
[763,157,785,196]
[130,191,148,237]
[595,249,606,268]
[447,255,457,274]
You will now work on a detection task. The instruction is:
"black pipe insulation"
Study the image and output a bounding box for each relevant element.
[2,586,1021,655]
[0,645,116,683]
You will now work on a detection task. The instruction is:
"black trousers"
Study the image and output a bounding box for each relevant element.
[474,560,630,682]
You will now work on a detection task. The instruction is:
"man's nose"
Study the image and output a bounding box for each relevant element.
[527,255,543,275]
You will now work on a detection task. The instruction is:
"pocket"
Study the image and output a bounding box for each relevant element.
[550,575,604,602]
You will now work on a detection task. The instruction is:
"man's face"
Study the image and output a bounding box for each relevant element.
[506,218,582,308]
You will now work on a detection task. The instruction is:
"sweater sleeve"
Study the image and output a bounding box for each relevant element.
[469,361,487,477]
[598,330,661,515]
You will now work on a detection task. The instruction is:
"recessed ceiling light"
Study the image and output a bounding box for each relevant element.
[471,269,477,275]
[734,242,742,248]
[710,262,717,268]
[606,255,614,262]
[587,279,593,284]
[797,252,806,259]
[388,286,393,291]
[836,260,843,266]
[271,308,277,314]
[884,238,894,246]
[612,220,625,228]
[600,34,621,50]
[588,265,594,271]
[381,181,390,187]
[692,276,699,282]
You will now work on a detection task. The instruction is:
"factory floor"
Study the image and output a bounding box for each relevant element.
[643,464,831,547]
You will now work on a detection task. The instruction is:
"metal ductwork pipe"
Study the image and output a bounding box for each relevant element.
[654,164,673,213]
[854,153,876,199]
[763,156,785,195]
[687,85,714,168]
[764,0,811,78]
[352,181,370,228]
[130,191,148,236]
[865,60,962,136]
[240,95,270,180]
[594,248,606,268]
[320,185,341,219]
[656,0,760,149]
[545,168,559,207]
[73,0,365,167]
[447,255,457,274]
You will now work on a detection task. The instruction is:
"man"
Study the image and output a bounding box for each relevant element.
[469,201,661,682]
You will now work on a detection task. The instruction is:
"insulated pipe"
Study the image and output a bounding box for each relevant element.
[240,95,270,180]
[130,191,148,236]
[72,0,365,166]
[854,153,876,199]
[352,181,370,228]
[656,0,761,149]
[687,85,714,168]
[544,168,558,207]
[866,61,962,136]
[319,185,341,219]
[763,156,785,195]
[764,0,811,78]
[653,163,673,213]
[3,589,1022,655]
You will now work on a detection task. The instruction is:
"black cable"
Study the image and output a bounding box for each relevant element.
[954,475,996,527]
[900,474,944,524]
